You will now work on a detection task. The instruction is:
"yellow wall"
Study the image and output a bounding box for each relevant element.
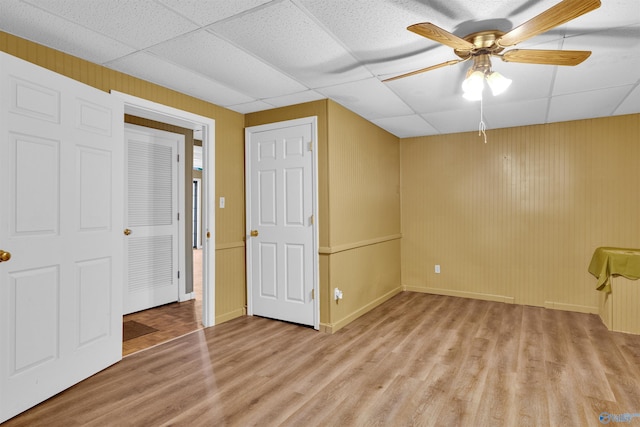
[325,102,402,331]
[401,114,640,313]
[0,31,247,324]
[247,101,403,331]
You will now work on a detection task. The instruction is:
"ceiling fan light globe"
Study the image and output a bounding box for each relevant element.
[486,71,512,96]
[462,70,485,94]
[463,88,484,101]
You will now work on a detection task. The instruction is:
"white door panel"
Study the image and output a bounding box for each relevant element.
[123,124,182,315]
[246,118,318,328]
[0,52,123,423]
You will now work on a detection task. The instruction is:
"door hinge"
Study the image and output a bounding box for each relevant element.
[311,288,315,300]
[177,154,180,162]
[177,270,180,279]
[308,141,313,151]
[310,214,314,225]
[177,213,180,220]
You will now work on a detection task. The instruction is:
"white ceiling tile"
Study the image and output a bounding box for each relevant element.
[261,91,326,108]
[548,86,632,123]
[422,107,488,135]
[156,0,273,26]
[23,0,198,49]
[105,52,254,106]
[554,25,640,95]
[483,98,549,130]
[372,115,439,138]
[317,78,413,120]
[298,0,462,71]
[385,63,472,114]
[615,84,640,116]
[148,31,307,99]
[227,100,277,114]
[0,0,135,64]
[209,0,372,87]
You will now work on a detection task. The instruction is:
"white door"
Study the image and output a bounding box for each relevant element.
[0,52,123,422]
[123,124,182,315]
[245,117,318,328]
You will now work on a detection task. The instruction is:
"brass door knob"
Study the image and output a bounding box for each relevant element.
[250,230,259,237]
[0,250,11,262]
[124,229,132,236]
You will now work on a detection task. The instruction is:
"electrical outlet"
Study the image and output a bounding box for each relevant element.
[435,264,440,274]
[219,197,225,208]
[334,288,343,301]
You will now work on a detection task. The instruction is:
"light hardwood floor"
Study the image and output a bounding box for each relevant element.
[5,292,640,426]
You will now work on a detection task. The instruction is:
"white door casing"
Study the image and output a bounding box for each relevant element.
[0,52,123,422]
[112,91,216,328]
[245,117,319,329]
[123,124,184,315]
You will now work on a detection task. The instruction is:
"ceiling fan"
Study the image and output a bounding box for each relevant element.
[383,0,601,86]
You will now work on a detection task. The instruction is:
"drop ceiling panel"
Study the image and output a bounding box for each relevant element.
[297,0,461,76]
[106,52,254,106]
[554,26,640,95]
[372,115,440,138]
[209,0,372,87]
[156,0,273,26]
[149,30,307,99]
[483,98,549,130]
[0,0,135,64]
[261,90,326,109]
[422,108,488,135]
[548,85,632,123]
[386,63,473,114]
[227,100,276,114]
[24,0,198,49]
[615,85,640,116]
[317,78,414,120]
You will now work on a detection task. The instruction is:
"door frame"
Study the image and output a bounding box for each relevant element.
[112,91,215,327]
[244,116,319,330]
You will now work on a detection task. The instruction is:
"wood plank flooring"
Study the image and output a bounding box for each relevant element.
[6,292,640,426]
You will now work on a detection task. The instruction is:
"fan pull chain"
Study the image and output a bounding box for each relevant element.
[479,95,487,143]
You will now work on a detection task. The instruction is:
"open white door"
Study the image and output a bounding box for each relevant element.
[0,53,123,422]
[245,117,319,329]
[123,124,183,315]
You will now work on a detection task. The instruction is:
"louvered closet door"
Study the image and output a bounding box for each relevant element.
[124,124,181,315]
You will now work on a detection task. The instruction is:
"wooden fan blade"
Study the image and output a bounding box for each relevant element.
[496,0,601,47]
[382,59,465,82]
[408,23,475,51]
[501,49,591,65]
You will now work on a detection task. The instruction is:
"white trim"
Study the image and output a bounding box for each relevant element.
[111,91,216,328]
[245,116,320,330]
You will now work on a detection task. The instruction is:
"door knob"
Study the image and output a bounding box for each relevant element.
[124,229,132,236]
[250,230,259,237]
[0,250,11,262]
